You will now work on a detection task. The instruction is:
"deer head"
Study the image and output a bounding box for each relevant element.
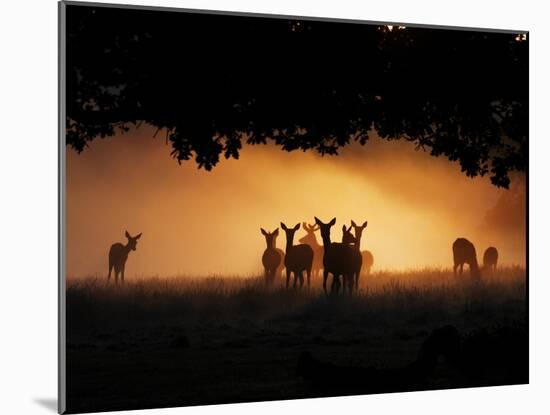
[342,225,356,245]
[314,217,336,243]
[261,228,279,249]
[350,220,368,248]
[298,222,320,245]
[281,222,300,247]
[125,230,142,251]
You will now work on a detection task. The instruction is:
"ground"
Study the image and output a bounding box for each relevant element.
[65,268,527,413]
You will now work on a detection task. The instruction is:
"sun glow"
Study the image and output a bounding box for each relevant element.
[66,126,525,278]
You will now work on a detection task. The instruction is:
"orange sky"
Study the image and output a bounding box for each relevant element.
[66,126,526,278]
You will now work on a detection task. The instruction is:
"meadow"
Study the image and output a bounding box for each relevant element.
[65,267,527,413]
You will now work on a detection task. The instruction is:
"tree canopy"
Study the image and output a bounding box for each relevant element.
[65,4,528,187]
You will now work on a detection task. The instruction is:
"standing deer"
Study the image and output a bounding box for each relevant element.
[452,238,481,279]
[108,231,142,284]
[483,246,498,274]
[351,221,374,280]
[314,217,356,295]
[260,228,284,285]
[341,225,361,294]
[281,222,314,288]
[298,222,323,278]
[350,220,371,290]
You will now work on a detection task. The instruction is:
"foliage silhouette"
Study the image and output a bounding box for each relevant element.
[66,5,527,187]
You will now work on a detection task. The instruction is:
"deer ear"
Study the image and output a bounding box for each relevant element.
[314,217,322,226]
[261,228,268,236]
[280,222,287,231]
[302,222,308,231]
[293,223,300,231]
[342,225,346,232]
[351,220,357,227]
[329,218,336,226]
[273,228,279,236]
[362,221,368,228]
[125,230,131,239]
[135,233,142,240]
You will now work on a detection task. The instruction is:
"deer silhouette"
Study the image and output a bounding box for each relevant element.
[350,220,373,276]
[452,238,481,279]
[281,222,314,288]
[350,220,370,290]
[361,251,374,276]
[483,246,498,274]
[314,217,356,295]
[108,231,142,283]
[341,225,361,294]
[298,222,323,278]
[260,228,284,285]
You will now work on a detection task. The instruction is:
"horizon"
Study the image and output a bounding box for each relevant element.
[66,125,526,278]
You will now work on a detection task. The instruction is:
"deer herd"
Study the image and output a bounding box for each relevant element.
[105,223,500,291]
[261,218,500,295]
[261,217,375,294]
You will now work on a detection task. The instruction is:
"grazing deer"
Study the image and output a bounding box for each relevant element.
[108,231,142,283]
[261,228,283,285]
[483,247,498,274]
[452,238,481,279]
[341,225,361,294]
[281,222,314,288]
[314,217,356,295]
[298,222,324,278]
[361,251,374,276]
[350,220,371,290]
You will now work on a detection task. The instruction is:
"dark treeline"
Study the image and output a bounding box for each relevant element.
[66,4,527,187]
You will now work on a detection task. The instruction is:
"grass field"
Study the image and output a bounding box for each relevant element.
[65,267,527,413]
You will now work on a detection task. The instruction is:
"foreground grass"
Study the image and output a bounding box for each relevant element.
[67,266,526,330]
[65,267,526,413]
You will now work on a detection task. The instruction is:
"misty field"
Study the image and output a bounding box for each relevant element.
[66,267,527,413]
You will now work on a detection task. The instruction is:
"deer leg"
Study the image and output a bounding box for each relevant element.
[286,269,291,289]
[459,263,464,276]
[306,269,311,287]
[344,275,349,295]
[300,270,304,288]
[121,266,125,283]
[108,264,112,282]
[323,270,329,295]
[342,274,347,293]
[331,275,340,295]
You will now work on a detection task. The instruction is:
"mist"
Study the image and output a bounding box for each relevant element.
[66,126,526,278]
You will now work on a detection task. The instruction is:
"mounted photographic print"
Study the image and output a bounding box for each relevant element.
[59,1,528,413]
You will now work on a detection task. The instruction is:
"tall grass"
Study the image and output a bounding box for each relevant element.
[66,267,526,334]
